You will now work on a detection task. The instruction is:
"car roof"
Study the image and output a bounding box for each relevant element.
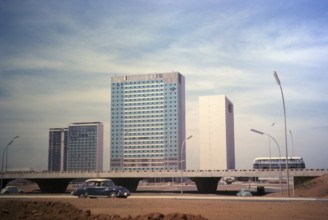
[85,179,111,182]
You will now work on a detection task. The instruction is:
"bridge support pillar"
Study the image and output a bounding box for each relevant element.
[190,177,221,193]
[32,179,72,193]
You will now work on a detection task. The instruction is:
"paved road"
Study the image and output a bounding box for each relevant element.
[1,193,328,202]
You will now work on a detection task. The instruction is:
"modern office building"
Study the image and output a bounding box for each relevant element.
[110,72,186,171]
[199,95,235,170]
[48,128,68,171]
[67,122,103,171]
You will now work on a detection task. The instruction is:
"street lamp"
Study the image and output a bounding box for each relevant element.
[289,130,294,158]
[251,129,283,196]
[268,122,275,172]
[180,135,192,195]
[273,70,290,197]
[5,136,19,173]
[1,136,20,190]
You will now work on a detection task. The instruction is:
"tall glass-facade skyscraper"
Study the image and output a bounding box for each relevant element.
[48,128,68,171]
[110,72,186,171]
[67,122,103,171]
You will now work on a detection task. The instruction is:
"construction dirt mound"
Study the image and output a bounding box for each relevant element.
[294,174,328,198]
[0,200,207,220]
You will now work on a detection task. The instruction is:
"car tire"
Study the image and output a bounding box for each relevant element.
[109,192,117,198]
[79,193,87,198]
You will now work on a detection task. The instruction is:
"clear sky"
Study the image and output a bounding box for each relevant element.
[1,0,328,171]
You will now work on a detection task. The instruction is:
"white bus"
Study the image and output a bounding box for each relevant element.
[253,156,306,169]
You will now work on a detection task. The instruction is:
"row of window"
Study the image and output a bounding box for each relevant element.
[123,106,165,111]
[123,95,177,100]
[113,86,176,92]
[113,109,177,115]
[111,126,177,133]
[123,94,166,98]
[113,80,176,85]
[111,154,177,158]
[113,144,176,148]
[124,88,164,93]
[117,101,165,106]
[112,117,178,121]
[112,130,166,135]
[123,149,178,153]
[122,120,166,124]
[123,81,165,86]
[112,108,164,115]
[124,150,164,154]
[112,113,164,117]
[114,82,164,87]
[122,113,175,117]
[124,140,177,146]
[122,97,165,101]
[68,142,98,146]
[67,153,96,156]
[69,127,97,132]
[111,144,178,149]
[124,132,176,136]
[112,100,177,105]
[112,123,177,127]
[112,121,176,126]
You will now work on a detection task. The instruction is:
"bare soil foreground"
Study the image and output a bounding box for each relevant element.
[0,175,328,220]
[1,198,328,220]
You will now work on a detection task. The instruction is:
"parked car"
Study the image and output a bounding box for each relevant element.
[71,179,130,198]
[1,186,23,194]
[236,188,253,197]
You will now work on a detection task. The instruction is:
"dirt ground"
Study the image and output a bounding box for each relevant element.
[0,175,327,220]
[1,198,328,220]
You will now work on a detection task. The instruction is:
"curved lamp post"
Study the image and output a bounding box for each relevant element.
[268,122,276,171]
[289,130,294,158]
[180,135,193,195]
[1,136,19,189]
[251,129,283,196]
[273,71,290,197]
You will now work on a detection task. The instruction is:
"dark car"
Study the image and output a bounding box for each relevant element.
[71,179,130,198]
[1,186,23,194]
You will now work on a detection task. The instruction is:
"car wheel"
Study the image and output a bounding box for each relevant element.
[79,193,87,198]
[109,192,117,198]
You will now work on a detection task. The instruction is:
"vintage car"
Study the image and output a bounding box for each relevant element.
[71,179,130,198]
[1,186,23,194]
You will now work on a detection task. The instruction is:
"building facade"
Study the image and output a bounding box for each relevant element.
[110,72,186,171]
[48,128,68,171]
[199,95,235,170]
[67,122,103,171]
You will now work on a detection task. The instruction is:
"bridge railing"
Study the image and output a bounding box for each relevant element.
[2,168,328,179]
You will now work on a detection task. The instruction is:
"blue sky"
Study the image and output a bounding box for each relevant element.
[1,0,328,170]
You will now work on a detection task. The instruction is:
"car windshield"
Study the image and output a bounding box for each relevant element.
[102,181,114,187]
[82,181,95,187]
[82,180,114,187]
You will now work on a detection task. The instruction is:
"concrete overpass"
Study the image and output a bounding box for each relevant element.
[1,169,327,193]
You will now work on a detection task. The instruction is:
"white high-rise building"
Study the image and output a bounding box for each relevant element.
[110,72,186,171]
[199,95,235,170]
